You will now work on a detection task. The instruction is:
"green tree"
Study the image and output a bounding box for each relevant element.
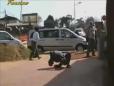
[76,18,85,28]
[60,16,67,27]
[54,19,60,27]
[44,15,55,28]
[60,15,73,28]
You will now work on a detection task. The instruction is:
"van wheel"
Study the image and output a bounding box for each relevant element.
[76,44,84,52]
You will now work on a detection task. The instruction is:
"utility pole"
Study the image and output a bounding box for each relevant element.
[74,0,76,20]
[0,0,1,18]
[74,0,82,20]
[20,0,22,22]
[5,10,7,30]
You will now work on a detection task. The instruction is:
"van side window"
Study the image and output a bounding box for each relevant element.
[0,32,12,40]
[61,30,76,38]
[39,30,59,38]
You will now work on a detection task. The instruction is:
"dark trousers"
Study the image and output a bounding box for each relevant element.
[29,41,39,60]
[87,38,96,56]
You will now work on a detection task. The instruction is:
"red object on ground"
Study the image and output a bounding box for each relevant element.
[19,34,28,42]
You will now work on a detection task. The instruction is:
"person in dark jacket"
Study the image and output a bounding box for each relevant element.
[48,51,71,69]
[86,22,96,57]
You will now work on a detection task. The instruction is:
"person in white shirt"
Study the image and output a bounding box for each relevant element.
[29,26,40,60]
[27,28,34,49]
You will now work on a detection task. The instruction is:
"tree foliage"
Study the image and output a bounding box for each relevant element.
[44,15,55,28]
[76,18,85,28]
[60,15,73,28]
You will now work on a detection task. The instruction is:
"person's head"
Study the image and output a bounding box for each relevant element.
[102,15,106,21]
[90,22,93,26]
[89,22,94,27]
[34,26,40,31]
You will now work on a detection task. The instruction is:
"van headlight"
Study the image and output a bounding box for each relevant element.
[82,38,86,42]
[82,38,87,45]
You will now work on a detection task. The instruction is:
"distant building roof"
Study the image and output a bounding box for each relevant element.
[22,13,38,16]
[0,16,19,21]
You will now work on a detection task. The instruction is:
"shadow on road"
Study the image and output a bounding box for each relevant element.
[38,67,66,71]
[43,58,105,86]
[38,67,55,71]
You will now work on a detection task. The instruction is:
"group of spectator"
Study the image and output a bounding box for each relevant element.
[85,15,107,58]
[27,16,107,59]
[0,16,107,59]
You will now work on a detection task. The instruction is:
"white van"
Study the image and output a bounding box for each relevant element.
[0,30,23,46]
[28,28,87,51]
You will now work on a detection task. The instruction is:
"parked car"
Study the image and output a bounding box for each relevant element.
[27,28,87,52]
[0,30,23,46]
[74,28,86,37]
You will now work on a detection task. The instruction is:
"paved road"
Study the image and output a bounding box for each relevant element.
[0,54,105,86]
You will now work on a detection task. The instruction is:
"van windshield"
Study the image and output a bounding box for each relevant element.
[61,29,76,38]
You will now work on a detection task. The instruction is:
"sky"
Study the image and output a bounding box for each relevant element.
[0,0,106,25]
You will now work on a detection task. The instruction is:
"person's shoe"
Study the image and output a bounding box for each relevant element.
[92,52,96,56]
[54,65,62,70]
[83,55,90,58]
[37,56,41,59]
[66,65,71,68]
[29,58,32,61]
[92,54,96,56]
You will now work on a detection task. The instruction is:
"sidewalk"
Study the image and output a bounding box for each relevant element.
[44,58,105,86]
[0,54,106,86]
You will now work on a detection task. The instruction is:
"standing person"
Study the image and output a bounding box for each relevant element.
[97,15,107,58]
[29,26,40,60]
[86,22,96,57]
[27,26,34,50]
[101,15,107,51]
